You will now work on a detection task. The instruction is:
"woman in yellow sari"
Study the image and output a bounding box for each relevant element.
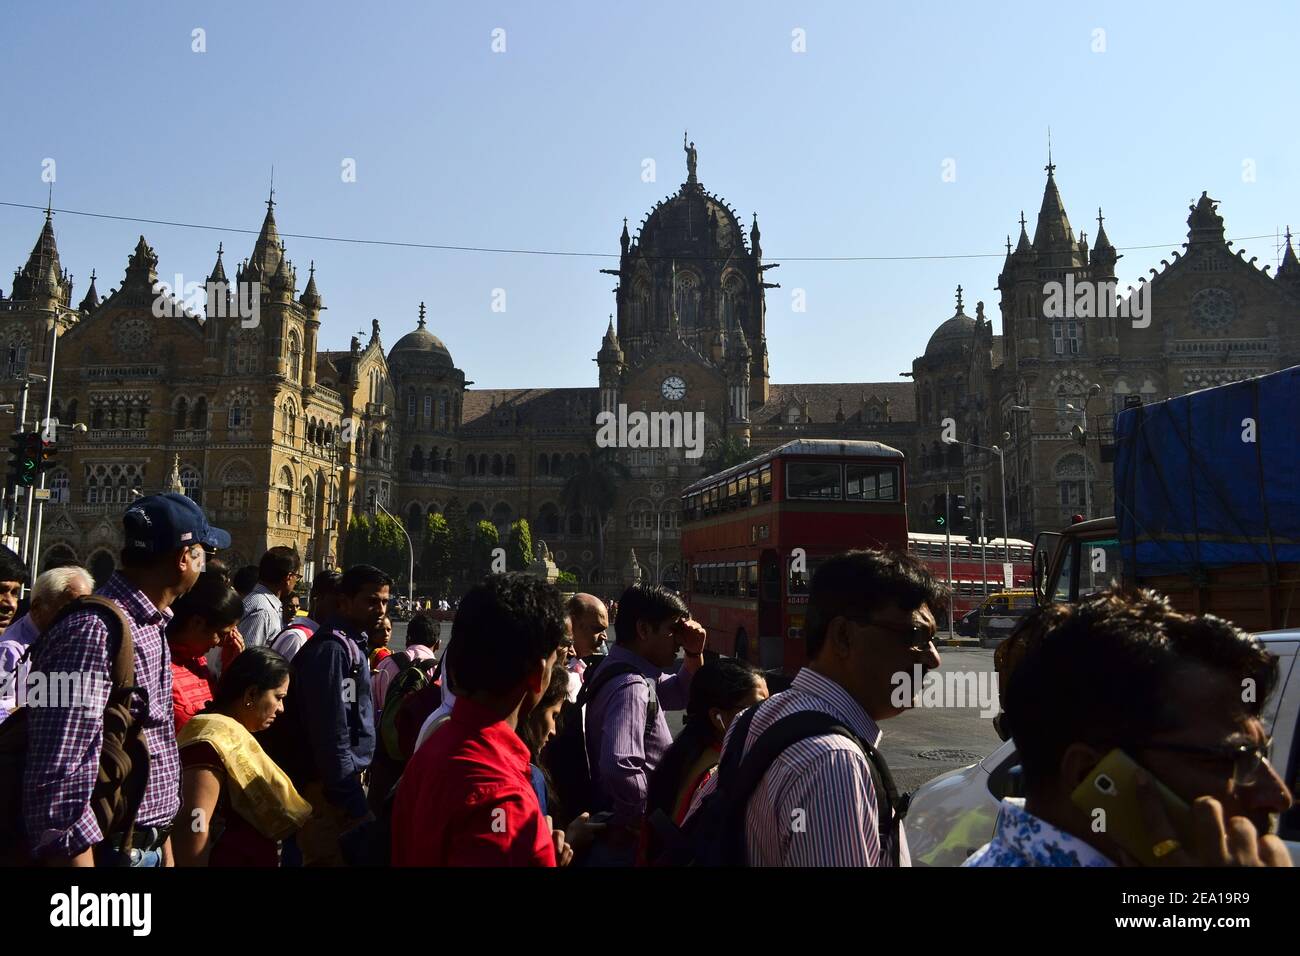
[174,646,311,866]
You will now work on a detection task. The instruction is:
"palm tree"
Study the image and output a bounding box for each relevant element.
[560,446,629,575]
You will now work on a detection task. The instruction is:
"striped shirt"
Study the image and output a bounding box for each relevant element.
[686,667,910,867]
[23,573,181,858]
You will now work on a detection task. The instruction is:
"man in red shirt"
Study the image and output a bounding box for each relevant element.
[392,574,566,866]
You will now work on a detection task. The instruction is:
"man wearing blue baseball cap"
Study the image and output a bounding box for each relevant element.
[23,493,228,867]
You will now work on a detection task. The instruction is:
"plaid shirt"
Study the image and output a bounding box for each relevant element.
[23,572,181,858]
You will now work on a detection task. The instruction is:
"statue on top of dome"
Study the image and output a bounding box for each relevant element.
[684,132,698,185]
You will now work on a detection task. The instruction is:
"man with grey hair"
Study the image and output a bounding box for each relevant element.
[0,564,94,723]
[563,592,609,702]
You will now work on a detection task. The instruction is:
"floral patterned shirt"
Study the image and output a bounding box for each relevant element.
[963,798,1115,867]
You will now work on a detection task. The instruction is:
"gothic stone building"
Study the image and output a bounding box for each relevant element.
[3,146,1298,590]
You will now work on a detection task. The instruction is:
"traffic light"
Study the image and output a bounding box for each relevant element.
[966,496,984,543]
[8,431,54,488]
[931,492,948,529]
[952,494,969,537]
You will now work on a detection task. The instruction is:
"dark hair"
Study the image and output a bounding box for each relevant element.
[519,662,571,760]
[445,573,566,696]
[232,565,260,597]
[166,570,243,641]
[205,556,230,583]
[0,546,27,586]
[259,546,301,586]
[614,583,687,645]
[339,564,393,597]
[645,657,765,829]
[311,568,342,598]
[406,614,438,648]
[1004,588,1279,794]
[211,645,291,711]
[805,549,947,660]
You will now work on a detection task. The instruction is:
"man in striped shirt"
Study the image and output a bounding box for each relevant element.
[24,493,227,866]
[688,549,944,866]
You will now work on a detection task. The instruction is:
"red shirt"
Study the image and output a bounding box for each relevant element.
[170,649,217,735]
[391,696,556,867]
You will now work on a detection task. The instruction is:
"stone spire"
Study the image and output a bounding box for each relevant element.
[1031,156,1080,259]
[246,187,283,279]
[207,242,228,285]
[620,217,630,254]
[299,260,322,309]
[1091,207,1119,279]
[11,209,66,302]
[1014,211,1032,255]
[1277,226,1300,296]
[78,269,101,313]
[124,235,159,288]
[750,212,762,257]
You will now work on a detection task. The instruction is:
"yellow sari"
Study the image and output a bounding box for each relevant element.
[178,712,312,841]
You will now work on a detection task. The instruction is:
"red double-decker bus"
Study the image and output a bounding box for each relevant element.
[679,439,908,674]
[905,531,1034,621]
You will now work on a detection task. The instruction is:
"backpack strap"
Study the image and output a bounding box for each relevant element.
[721,709,904,865]
[50,596,136,691]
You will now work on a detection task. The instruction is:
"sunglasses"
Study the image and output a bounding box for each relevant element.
[1137,738,1275,787]
[842,616,935,651]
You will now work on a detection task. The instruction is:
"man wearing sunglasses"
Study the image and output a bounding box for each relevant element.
[687,549,945,866]
[967,588,1292,867]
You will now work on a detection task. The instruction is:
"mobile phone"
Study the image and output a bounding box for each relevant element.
[1069,748,1194,867]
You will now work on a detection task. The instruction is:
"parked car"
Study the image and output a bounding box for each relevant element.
[905,628,1300,866]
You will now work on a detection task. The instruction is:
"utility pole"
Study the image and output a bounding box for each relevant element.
[980,511,988,597]
[374,498,415,610]
[944,482,954,642]
[30,319,61,575]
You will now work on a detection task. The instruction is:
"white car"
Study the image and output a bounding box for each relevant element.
[905,629,1300,866]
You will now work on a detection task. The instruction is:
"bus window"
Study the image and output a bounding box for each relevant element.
[728,478,740,510]
[786,462,842,500]
[760,466,772,502]
[747,561,758,598]
[788,556,823,596]
[845,464,899,501]
[749,471,760,506]
[1079,537,1122,599]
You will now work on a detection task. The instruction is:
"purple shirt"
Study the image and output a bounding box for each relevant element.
[583,644,692,828]
[23,572,181,858]
[0,613,40,723]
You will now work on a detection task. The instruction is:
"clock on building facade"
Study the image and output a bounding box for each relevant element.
[661,375,687,401]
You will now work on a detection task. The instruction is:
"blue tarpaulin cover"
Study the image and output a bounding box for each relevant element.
[1114,365,1300,576]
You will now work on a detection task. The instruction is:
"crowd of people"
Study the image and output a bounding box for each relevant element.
[0,492,1291,868]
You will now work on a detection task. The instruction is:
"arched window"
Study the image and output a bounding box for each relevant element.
[538,503,560,535]
[40,544,78,574]
[467,502,487,525]
[567,512,583,536]
[410,445,425,471]
[283,402,296,443]
[277,467,294,524]
[370,435,380,460]
[174,397,188,430]
[1054,453,1091,510]
[49,468,70,504]
[302,476,314,526]
[407,502,423,532]
[180,467,201,501]
[288,330,302,383]
[66,399,78,425]
[491,454,504,477]
[505,454,516,477]
[491,501,512,533]
[677,273,701,327]
[721,275,747,329]
[427,446,439,473]
[222,462,253,511]
[465,455,476,476]
[538,454,550,476]
[477,453,488,476]
[192,397,207,429]
[550,453,562,475]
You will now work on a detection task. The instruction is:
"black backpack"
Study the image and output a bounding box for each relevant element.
[646,707,908,867]
[543,658,657,829]
[378,652,440,762]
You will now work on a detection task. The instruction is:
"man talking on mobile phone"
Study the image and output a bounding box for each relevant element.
[966,588,1292,867]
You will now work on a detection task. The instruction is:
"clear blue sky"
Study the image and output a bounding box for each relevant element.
[3,1,1297,388]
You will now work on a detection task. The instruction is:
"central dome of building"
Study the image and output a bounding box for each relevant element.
[388,303,454,368]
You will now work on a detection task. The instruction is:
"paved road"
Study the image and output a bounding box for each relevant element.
[390,622,1000,794]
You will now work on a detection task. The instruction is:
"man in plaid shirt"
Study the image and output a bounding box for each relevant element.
[23,493,227,866]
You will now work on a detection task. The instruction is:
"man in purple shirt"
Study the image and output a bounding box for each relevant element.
[583,583,706,866]
[23,493,226,867]
[0,566,93,723]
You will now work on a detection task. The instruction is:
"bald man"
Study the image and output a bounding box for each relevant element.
[563,593,609,701]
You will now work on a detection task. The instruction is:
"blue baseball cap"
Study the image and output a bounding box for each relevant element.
[123,493,231,554]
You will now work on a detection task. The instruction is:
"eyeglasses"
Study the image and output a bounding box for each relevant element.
[1137,738,1274,787]
[842,616,935,651]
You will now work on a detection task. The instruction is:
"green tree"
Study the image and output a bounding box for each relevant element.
[468,519,501,582]
[556,569,578,587]
[506,518,533,571]
[703,433,754,474]
[342,513,373,569]
[370,511,410,587]
[420,512,454,599]
[442,498,469,589]
[561,447,629,571]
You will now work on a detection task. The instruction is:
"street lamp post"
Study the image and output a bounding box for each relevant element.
[374,497,415,611]
[1013,384,1101,523]
[943,436,1011,575]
